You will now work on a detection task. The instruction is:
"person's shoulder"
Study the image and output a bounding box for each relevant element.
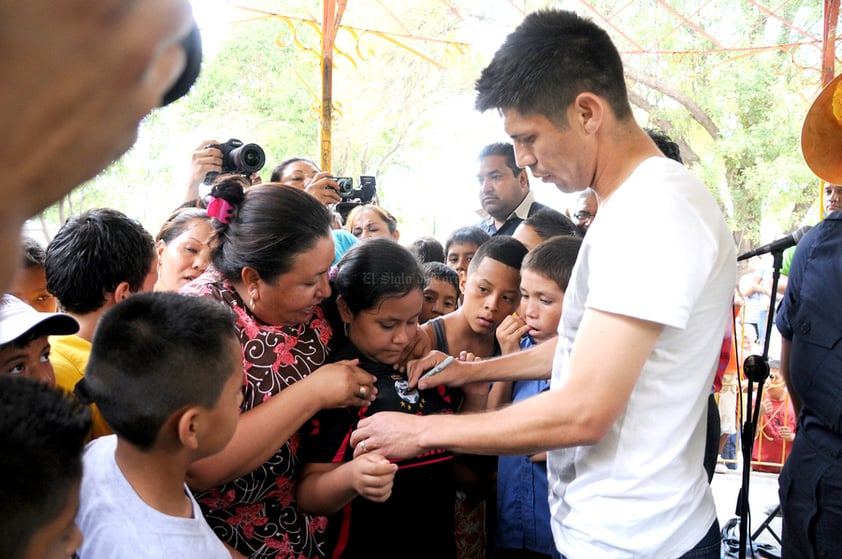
[51,334,90,389]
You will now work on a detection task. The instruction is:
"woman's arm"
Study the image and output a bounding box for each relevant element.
[187,360,377,491]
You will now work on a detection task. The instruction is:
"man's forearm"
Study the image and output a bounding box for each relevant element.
[466,338,555,382]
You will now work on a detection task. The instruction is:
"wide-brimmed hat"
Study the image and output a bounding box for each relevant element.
[0,294,78,345]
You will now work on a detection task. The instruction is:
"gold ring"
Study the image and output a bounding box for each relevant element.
[358,385,368,398]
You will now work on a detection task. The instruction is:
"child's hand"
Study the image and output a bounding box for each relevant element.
[779,425,795,442]
[495,314,530,355]
[457,350,482,362]
[350,452,398,503]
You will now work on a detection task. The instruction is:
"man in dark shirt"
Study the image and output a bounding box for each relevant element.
[476,142,546,236]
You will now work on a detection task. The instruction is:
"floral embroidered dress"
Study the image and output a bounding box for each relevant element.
[182,271,332,558]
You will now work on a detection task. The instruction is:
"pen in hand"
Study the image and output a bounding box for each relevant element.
[419,355,456,382]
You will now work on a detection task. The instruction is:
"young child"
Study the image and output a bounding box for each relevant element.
[0,294,79,384]
[8,236,56,312]
[417,235,526,359]
[73,292,244,558]
[752,361,796,474]
[491,236,582,559]
[0,375,90,559]
[46,207,157,439]
[421,261,460,324]
[444,226,491,281]
[415,235,526,559]
[511,207,580,251]
[297,238,488,558]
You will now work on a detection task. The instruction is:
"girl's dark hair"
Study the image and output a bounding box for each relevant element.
[335,238,424,315]
[209,176,333,282]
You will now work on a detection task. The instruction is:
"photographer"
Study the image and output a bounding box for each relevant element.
[271,157,343,207]
[183,139,263,204]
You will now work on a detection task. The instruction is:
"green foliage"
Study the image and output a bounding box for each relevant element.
[31,0,829,250]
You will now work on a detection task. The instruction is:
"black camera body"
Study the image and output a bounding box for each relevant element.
[332,176,376,201]
[334,176,377,222]
[204,138,266,184]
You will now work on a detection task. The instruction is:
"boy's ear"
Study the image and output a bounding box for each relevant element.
[458,271,467,294]
[112,281,132,303]
[176,407,203,451]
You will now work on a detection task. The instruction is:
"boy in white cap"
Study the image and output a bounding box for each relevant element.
[0,294,78,385]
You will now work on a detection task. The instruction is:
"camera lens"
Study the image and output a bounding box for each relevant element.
[229,143,266,174]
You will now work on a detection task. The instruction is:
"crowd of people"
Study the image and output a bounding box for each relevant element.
[0,5,836,559]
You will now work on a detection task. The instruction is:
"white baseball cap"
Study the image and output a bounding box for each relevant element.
[0,294,78,346]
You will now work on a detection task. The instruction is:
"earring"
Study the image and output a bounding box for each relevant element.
[343,323,349,336]
[249,296,255,311]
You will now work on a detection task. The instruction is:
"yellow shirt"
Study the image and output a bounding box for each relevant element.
[51,334,111,439]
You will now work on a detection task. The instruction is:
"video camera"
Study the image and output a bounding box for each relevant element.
[333,176,377,222]
[204,138,266,183]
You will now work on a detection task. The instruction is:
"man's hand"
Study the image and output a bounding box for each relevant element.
[351,412,425,461]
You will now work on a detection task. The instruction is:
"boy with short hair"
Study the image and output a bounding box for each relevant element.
[490,236,582,559]
[414,235,526,558]
[420,262,460,324]
[0,294,79,384]
[0,375,91,559]
[74,292,243,558]
[46,207,157,439]
[444,226,491,280]
[8,235,56,312]
[418,236,526,359]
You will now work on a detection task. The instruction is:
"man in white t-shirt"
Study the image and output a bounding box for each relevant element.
[350,9,735,559]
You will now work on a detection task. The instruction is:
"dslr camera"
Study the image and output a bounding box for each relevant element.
[331,176,376,201]
[204,138,266,183]
[333,176,377,222]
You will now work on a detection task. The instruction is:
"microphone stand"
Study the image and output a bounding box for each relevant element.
[737,250,784,559]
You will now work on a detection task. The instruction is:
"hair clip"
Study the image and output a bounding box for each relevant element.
[207,196,234,224]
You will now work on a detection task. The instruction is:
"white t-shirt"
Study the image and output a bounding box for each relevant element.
[548,157,736,558]
[77,435,230,559]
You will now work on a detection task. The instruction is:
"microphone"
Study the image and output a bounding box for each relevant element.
[737,225,812,261]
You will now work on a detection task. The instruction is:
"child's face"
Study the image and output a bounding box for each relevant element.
[199,337,245,457]
[460,257,520,335]
[21,479,82,559]
[9,266,56,313]
[519,269,564,344]
[342,288,423,365]
[421,278,459,323]
[0,335,55,385]
[446,242,480,277]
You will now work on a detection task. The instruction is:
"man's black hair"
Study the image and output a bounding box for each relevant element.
[478,142,524,178]
[444,226,491,254]
[475,9,632,127]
